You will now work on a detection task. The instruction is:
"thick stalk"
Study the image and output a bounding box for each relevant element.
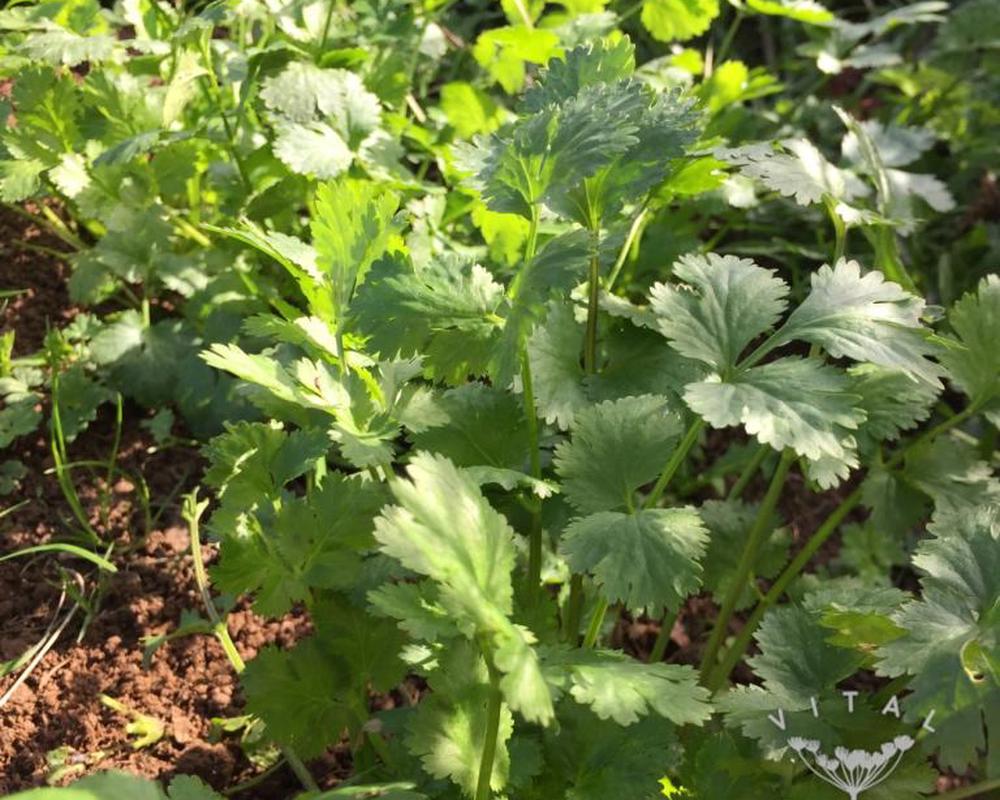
[583,230,601,374]
[728,443,769,500]
[699,449,794,680]
[516,207,544,600]
[318,0,337,55]
[564,574,584,643]
[198,37,252,192]
[582,596,609,649]
[824,197,847,263]
[648,606,680,663]
[474,662,504,800]
[567,229,605,637]
[523,357,543,598]
[644,418,705,509]
[606,205,649,291]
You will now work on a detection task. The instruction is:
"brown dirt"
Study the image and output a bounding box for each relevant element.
[0,204,78,357]
[0,203,324,797]
[0,405,322,797]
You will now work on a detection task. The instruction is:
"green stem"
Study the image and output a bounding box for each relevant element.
[198,36,252,193]
[583,230,601,375]
[728,444,769,500]
[706,485,863,690]
[565,574,584,643]
[318,0,337,55]
[523,357,543,598]
[932,778,1000,800]
[648,606,680,663]
[700,449,794,681]
[825,196,847,263]
[706,399,986,689]
[606,205,649,291]
[582,596,610,649]
[185,493,319,793]
[474,661,503,800]
[715,11,744,66]
[644,418,705,509]
[516,207,544,602]
[39,204,86,249]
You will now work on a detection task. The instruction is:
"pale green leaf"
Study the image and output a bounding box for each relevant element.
[684,357,864,461]
[560,507,707,612]
[542,647,712,725]
[773,259,942,386]
[650,252,788,371]
[641,0,721,42]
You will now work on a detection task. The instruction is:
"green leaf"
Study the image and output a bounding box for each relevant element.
[525,302,587,429]
[243,638,351,759]
[19,30,117,66]
[472,26,562,94]
[747,605,864,704]
[165,776,225,800]
[272,120,353,179]
[521,37,636,112]
[848,364,937,449]
[554,395,682,513]
[261,64,381,139]
[374,453,553,724]
[410,383,529,469]
[903,434,1000,514]
[560,507,707,613]
[54,365,112,443]
[772,259,942,386]
[5,771,166,799]
[0,159,46,201]
[527,704,686,800]
[406,643,513,796]
[311,178,400,324]
[641,0,721,42]
[939,274,1000,411]
[684,357,864,461]
[877,505,1000,769]
[650,252,789,371]
[542,647,712,725]
[440,81,505,138]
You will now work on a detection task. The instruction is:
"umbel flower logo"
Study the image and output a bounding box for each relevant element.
[787,735,915,800]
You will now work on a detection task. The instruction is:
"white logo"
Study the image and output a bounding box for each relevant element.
[787,734,914,800]
[768,691,936,799]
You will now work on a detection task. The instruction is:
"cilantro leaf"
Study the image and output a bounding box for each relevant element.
[684,357,864,461]
[940,275,1000,416]
[641,0,721,42]
[525,302,588,429]
[877,505,1000,769]
[374,453,553,724]
[717,139,866,206]
[650,252,788,371]
[772,259,942,386]
[554,395,683,513]
[406,642,514,796]
[542,647,712,725]
[410,383,529,470]
[560,507,707,613]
